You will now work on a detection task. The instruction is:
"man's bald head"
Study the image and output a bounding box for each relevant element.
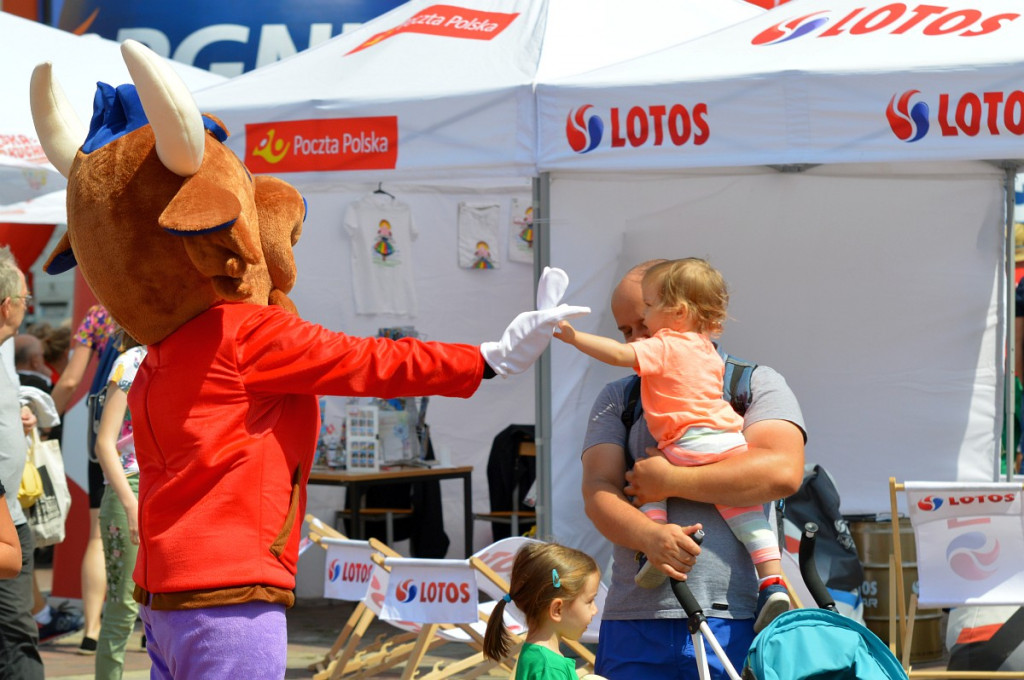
[14,333,45,372]
[611,259,667,343]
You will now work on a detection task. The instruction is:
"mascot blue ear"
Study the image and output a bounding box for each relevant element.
[43,232,77,274]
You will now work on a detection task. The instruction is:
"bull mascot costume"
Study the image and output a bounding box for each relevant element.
[30,40,587,678]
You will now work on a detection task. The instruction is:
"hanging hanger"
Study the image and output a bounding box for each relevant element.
[373,182,395,199]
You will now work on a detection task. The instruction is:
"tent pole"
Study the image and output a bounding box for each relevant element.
[1004,164,1019,481]
[534,173,553,537]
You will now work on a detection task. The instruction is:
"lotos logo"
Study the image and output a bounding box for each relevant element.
[394,579,472,603]
[752,12,831,45]
[564,103,709,153]
[327,559,342,582]
[395,578,419,603]
[246,116,398,173]
[886,90,1024,141]
[887,90,930,142]
[946,531,1000,580]
[752,4,1020,45]
[348,4,519,55]
[916,492,1017,508]
[566,106,603,153]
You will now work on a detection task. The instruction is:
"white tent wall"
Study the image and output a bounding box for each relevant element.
[544,163,1006,569]
[290,178,536,597]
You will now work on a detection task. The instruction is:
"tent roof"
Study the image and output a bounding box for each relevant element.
[0,12,225,204]
[538,0,1024,171]
[193,0,761,183]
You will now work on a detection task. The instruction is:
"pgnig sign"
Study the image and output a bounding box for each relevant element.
[57,0,404,75]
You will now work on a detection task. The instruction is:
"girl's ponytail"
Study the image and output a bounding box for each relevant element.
[482,594,513,661]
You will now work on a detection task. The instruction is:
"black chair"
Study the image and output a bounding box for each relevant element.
[474,424,536,541]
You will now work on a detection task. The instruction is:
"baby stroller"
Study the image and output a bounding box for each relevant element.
[672,524,908,680]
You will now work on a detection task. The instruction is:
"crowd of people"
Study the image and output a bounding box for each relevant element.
[0,242,148,678]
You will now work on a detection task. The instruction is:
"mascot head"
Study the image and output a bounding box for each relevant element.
[30,40,306,345]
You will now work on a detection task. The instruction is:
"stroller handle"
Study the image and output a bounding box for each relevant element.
[670,529,707,634]
[798,522,838,612]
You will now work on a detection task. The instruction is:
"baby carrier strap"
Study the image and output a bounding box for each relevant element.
[620,350,757,469]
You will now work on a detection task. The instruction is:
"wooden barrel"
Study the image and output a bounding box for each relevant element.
[849,518,944,663]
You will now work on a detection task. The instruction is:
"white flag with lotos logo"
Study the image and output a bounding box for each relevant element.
[322,538,377,602]
[381,558,479,624]
[905,482,1024,607]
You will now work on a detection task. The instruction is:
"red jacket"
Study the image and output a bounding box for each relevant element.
[130,303,483,609]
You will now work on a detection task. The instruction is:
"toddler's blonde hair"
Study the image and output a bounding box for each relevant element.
[643,258,729,335]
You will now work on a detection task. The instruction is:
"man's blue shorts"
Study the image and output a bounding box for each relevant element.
[594,617,755,680]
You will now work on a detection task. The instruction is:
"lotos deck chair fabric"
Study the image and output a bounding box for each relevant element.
[901,481,1024,607]
[889,478,1024,677]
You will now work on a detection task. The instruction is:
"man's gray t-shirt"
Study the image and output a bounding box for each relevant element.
[582,364,805,621]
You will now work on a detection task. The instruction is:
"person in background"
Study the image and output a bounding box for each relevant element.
[1014,276,1024,475]
[580,259,806,679]
[0,245,45,678]
[13,334,84,644]
[93,334,146,679]
[14,335,51,392]
[26,323,72,388]
[50,304,117,654]
[0,480,21,579]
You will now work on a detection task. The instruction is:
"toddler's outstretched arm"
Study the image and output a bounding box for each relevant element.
[556,321,637,368]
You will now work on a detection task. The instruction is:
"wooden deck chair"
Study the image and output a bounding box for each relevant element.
[366,552,520,680]
[306,514,409,680]
[308,522,537,680]
[889,478,1024,678]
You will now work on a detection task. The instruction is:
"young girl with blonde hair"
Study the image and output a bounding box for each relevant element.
[556,258,789,632]
[483,542,604,680]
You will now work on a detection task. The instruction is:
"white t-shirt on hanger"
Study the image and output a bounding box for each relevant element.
[343,192,419,316]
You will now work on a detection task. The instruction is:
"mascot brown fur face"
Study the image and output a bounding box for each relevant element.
[31,40,305,345]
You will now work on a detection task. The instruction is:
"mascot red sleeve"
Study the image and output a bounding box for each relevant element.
[30,39,588,678]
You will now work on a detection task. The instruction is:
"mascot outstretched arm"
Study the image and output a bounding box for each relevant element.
[31,40,588,678]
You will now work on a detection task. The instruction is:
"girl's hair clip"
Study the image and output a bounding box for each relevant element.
[502,593,511,603]
[552,569,561,589]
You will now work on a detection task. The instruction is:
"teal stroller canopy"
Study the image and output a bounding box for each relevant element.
[744,609,908,680]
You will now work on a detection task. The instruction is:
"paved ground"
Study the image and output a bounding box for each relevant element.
[38,595,510,679]
[35,565,948,679]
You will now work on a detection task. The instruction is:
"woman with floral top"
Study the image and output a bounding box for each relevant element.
[50,304,118,652]
[93,335,146,679]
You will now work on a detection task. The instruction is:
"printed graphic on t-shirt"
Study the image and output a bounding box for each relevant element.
[472,240,495,269]
[509,197,533,264]
[373,219,401,265]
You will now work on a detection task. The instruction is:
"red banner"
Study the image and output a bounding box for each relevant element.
[246,117,399,173]
[348,4,518,54]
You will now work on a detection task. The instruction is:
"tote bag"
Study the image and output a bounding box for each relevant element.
[25,429,72,546]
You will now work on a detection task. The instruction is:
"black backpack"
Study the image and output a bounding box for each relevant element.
[619,350,757,469]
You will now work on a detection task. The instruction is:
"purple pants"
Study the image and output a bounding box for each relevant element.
[140,601,287,679]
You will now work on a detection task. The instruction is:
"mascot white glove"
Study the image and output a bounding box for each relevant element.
[480,267,590,378]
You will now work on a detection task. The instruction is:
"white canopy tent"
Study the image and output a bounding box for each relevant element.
[189,0,761,572]
[0,190,67,225]
[536,0,1024,565]
[0,12,225,206]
